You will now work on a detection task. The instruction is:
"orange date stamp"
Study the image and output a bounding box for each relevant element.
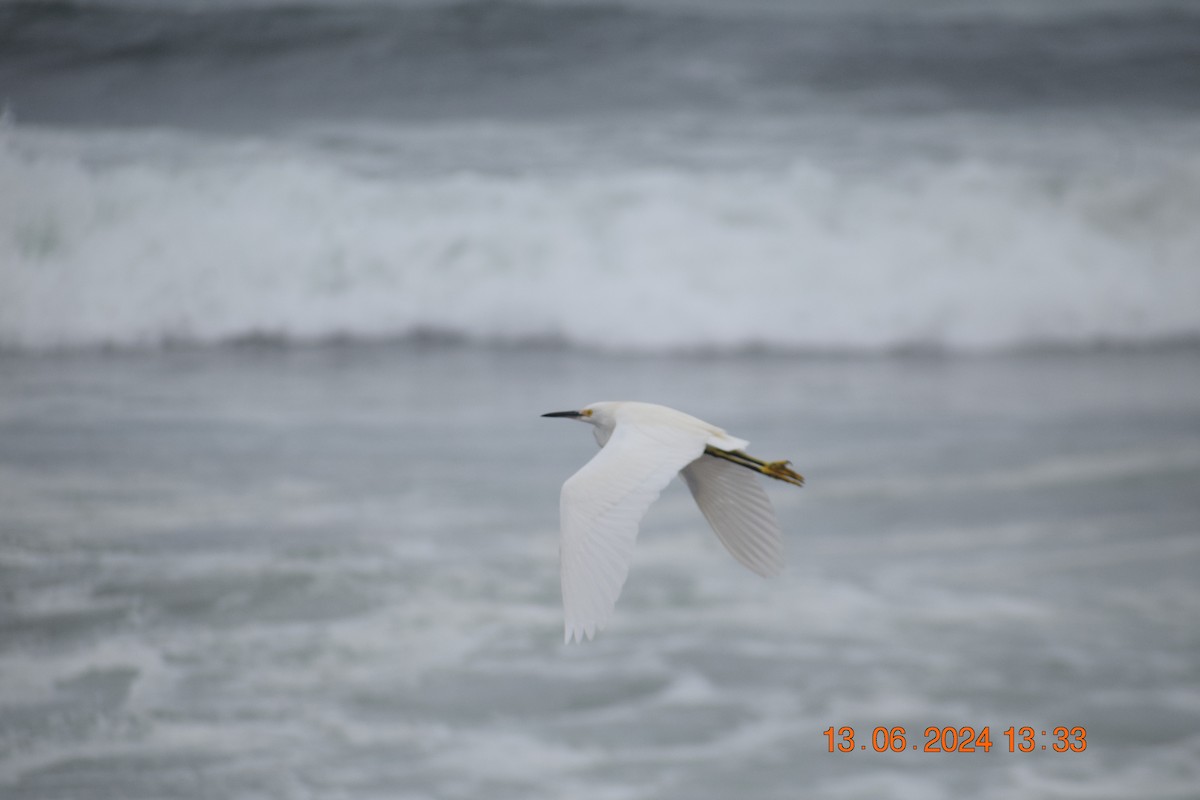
[823,726,1087,753]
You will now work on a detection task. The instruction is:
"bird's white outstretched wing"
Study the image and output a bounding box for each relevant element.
[559,422,707,643]
[681,454,785,578]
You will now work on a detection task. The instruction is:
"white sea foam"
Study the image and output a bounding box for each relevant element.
[2,128,1198,353]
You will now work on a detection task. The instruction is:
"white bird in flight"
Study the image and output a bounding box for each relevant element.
[543,401,804,643]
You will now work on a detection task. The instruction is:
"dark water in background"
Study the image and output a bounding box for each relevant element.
[4,0,1200,129]
[1,346,1199,799]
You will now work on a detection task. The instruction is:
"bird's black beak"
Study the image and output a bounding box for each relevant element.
[542,410,583,419]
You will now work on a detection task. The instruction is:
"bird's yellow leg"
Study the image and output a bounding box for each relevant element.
[703,446,805,487]
[760,459,806,486]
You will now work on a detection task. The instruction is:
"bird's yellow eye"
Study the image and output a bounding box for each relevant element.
[581,409,593,417]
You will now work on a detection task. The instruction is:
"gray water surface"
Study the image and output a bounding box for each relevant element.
[1,345,1198,799]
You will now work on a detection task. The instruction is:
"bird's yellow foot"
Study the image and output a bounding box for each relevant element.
[762,460,805,487]
[704,447,805,487]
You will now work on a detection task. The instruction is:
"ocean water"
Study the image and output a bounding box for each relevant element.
[3,0,1200,797]
[2,0,1200,352]
[1,345,1199,800]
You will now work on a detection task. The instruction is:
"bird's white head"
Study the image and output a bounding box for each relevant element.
[541,402,618,422]
[541,402,620,445]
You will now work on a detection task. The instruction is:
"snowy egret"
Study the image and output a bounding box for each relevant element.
[543,401,804,642]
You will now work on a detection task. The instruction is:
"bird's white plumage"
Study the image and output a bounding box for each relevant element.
[552,401,789,643]
[681,455,784,578]
[560,417,708,643]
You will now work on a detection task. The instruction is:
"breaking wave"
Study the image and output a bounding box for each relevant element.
[2,128,1198,353]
